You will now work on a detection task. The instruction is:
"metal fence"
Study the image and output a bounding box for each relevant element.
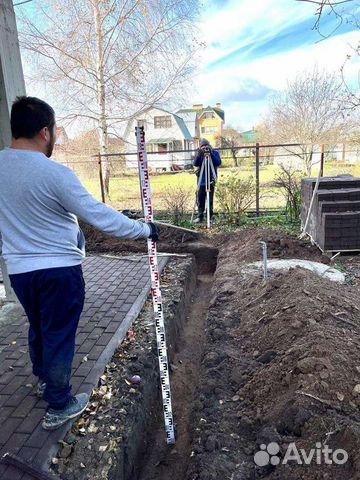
[53,142,360,216]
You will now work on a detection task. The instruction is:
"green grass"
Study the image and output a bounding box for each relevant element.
[82,160,360,212]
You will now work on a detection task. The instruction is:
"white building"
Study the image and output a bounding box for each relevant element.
[273,144,359,171]
[123,107,194,172]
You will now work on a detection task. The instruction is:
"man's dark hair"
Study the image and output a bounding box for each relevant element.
[11,96,55,139]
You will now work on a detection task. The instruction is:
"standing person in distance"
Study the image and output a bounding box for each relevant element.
[193,138,222,224]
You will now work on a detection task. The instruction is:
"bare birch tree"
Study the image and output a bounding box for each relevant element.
[18,0,200,194]
[260,68,351,175]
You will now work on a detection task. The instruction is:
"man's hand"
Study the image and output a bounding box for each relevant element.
[148,222,160,242]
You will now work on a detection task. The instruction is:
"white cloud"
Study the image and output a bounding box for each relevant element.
[198,0,316,64]
[191,0,360,129]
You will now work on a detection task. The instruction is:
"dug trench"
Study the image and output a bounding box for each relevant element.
[55,222,219,480]
[55,224,360,480]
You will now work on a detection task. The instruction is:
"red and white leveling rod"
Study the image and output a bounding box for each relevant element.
[135,127,175,445]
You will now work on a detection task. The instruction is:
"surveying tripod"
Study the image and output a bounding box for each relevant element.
[191,148,218,229]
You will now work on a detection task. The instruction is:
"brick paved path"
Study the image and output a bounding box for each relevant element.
[0,255,166,480]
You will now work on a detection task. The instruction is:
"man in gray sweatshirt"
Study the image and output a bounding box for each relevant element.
[0,96,158,430]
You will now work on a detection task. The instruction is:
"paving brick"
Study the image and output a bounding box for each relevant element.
[0,394,11,407]
[25,425,50,448]
[13,355,29,368]
[17,410,45,435]
[87,327,106,340]
[0,418,23,446]
[77,321,93,333]
[72,353,86,369]
[98,302,115,312]
[70,376,84,393]
[75,331,89,346]
[5,349,25,361]
[95,333,115,346]
[0,406,15,424]
[0,360,16,375]
[104,322,121,334]
[3,387,32,407]
[97,317,113,328]
[12,396,38,419]
[87,345,105,361]
[74,360,96,377]
[1,376,26,395]
[115,303,133,313]
[113,299,125,308]
[91,298,106,308]
[77,338,97,354]
[1,433,30,455]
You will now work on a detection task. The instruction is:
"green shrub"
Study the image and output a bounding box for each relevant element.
[216,173,256,224]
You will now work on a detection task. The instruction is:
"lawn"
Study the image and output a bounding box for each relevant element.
[82,161,360,213]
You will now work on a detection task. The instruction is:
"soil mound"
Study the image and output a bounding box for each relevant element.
[188,234,360,480]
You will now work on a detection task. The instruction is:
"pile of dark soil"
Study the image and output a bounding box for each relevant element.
[187,236,360,480]
[213,227,327,264]
[80,220,202,254]
[81,222,328,274]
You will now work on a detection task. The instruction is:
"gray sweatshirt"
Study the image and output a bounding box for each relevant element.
[0,148,150,274]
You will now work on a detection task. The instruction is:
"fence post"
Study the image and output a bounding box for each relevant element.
[98,153,106,203]
[255,142,260,217]
[320,144,325,177]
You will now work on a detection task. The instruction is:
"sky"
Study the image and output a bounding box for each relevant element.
[194,0,360,130]
[15,0,360,135]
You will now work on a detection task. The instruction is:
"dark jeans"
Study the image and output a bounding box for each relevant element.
[9,265,85,409]
[197,183,215,219]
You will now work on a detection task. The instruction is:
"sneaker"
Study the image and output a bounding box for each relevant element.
[193,216,204,224]
[42,393,89,431]
[36,380,46,399]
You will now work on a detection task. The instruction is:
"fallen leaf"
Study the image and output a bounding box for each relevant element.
[336,392,344,402]
[88,423,98,433]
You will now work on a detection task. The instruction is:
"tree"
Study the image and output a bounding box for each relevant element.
[295,0,358,37]
[215,127,243,167]
[18,0,199,194]
[260,67,351,175]
[295,1,360,109]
